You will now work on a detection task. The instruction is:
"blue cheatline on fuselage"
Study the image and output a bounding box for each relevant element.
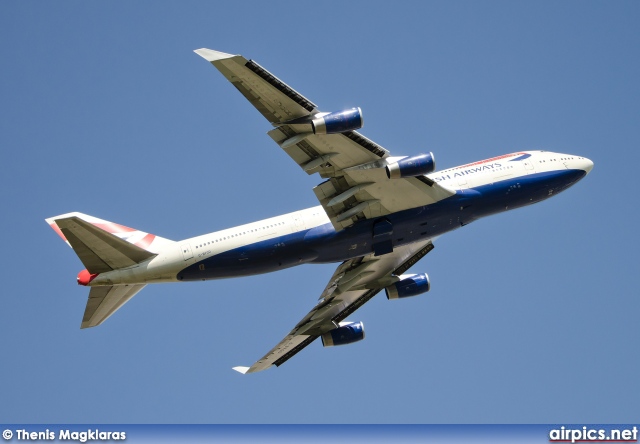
[176,168,587,281]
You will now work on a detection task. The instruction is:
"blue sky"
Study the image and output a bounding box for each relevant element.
[1,1,638,424]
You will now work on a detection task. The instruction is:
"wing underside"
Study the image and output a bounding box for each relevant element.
[234,240,435,374]
[195,48,455,232]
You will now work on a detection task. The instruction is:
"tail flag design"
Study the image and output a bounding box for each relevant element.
[45,212,173,254]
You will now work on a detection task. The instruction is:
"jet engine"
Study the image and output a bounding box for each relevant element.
[321,321,365,347]
[385,273,431,300]
[386,153,436,179]
[312,108,363,134]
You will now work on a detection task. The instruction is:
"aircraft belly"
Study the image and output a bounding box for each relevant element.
[176,168,586,281]
[177,232,319,280]
[470,168,587,217]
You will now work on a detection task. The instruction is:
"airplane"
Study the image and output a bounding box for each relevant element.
[46,48,593,374]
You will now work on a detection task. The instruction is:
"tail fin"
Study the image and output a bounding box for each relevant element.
[46,212,174,328]
[46,212,174,274]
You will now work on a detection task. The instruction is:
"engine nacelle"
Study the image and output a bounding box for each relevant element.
[321,321,365,347]
[312,108,363,134]
[386,153,436,179]
[385,273,431,300]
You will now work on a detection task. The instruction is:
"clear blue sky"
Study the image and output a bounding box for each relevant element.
[1,1,638,423]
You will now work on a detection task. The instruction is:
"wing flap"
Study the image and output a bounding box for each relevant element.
[195,49,317,124]
[240,334,313,374]
[267,127,389,176]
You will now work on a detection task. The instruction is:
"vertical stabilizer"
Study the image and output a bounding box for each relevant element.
[45,212,174,254]
[53,217,157,274]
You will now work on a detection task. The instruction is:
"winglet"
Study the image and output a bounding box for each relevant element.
[194,48,236,62]
[232,366,250,375]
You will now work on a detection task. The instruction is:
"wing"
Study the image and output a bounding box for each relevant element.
[195,49,455,231]
[232,239,435,374]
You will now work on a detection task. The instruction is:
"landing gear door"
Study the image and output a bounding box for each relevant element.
[372,218,393,256]
[181,244,193,261]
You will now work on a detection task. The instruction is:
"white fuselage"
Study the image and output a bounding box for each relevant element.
[89,151,593,287]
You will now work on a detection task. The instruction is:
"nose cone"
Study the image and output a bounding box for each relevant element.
[582,157,594,174]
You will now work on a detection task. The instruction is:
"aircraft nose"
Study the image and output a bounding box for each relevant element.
[582,157,594,174]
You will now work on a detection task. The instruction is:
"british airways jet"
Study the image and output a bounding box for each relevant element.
[46,49,593,374]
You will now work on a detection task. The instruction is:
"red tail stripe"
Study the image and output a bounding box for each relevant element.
[135,233,156,249]
[93,222,137,234]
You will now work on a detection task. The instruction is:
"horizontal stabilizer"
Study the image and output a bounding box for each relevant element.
[82,284,146,328]
[55,217,156,274]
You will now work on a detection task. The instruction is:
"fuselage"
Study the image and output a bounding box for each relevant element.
[89,150,593,287]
